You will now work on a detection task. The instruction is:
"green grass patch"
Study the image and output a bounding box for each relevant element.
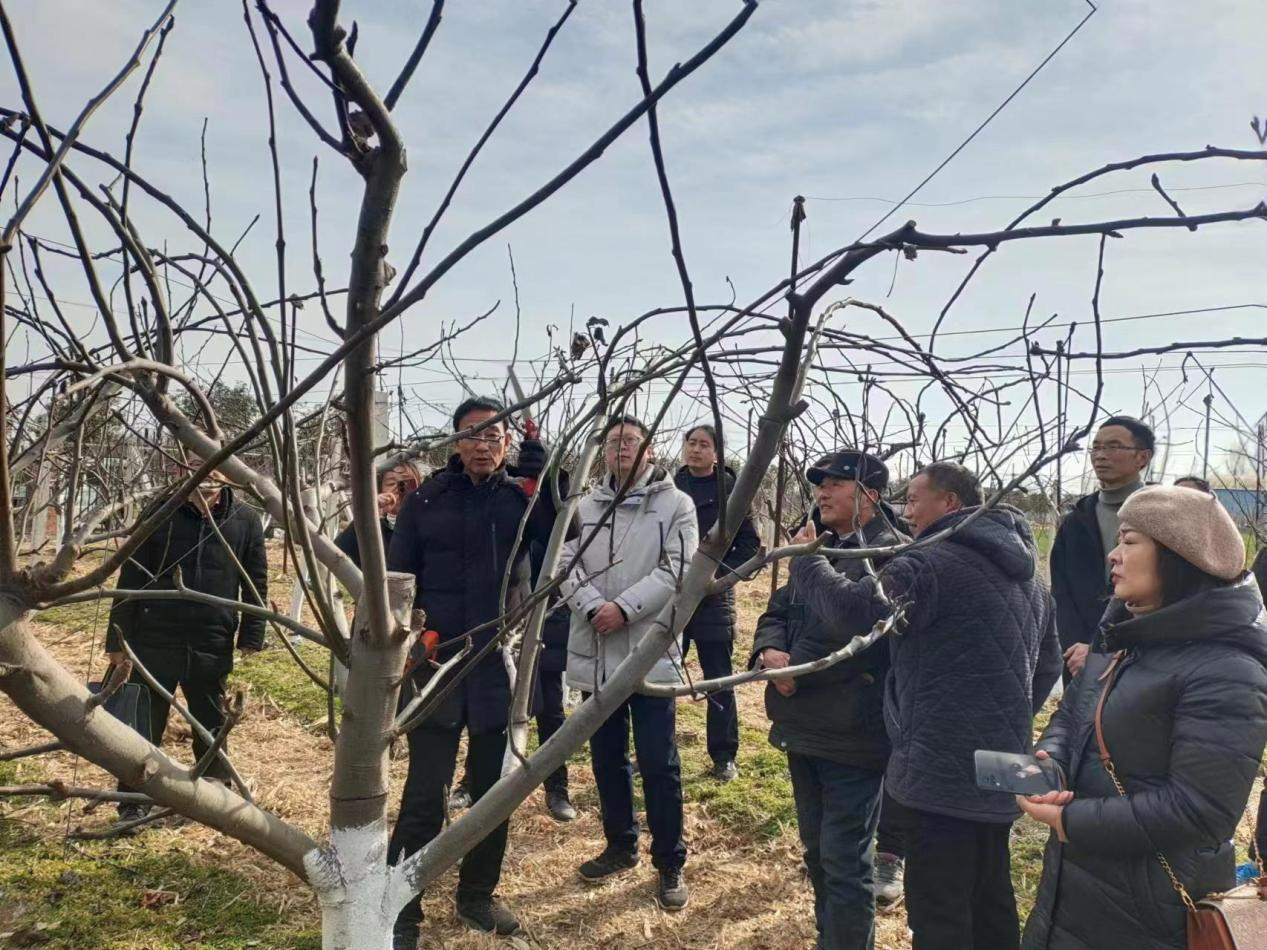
[229,641,339,726]
[676,699,796,840]
[0,823,320,950]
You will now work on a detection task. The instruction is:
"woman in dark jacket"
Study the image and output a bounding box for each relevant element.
[1019,485,1267,950]
[674,424,761,781]
[332,460,424,568]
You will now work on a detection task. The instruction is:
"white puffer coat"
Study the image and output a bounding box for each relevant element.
[562,467,699,693]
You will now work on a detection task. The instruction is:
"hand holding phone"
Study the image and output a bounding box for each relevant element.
[974,749,1066,796]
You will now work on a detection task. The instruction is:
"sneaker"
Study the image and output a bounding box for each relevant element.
[546,789,577,822]
[712,760,739,782]
[874,852,904,910]
[456,894,520,936]
[578,846,640,882]
[656,868,689,911]
[448,785,472,812]
[391,922,419,950]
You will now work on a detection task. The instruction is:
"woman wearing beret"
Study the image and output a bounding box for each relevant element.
[1019,485,1267,950]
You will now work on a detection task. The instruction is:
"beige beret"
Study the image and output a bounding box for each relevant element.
[1118,484,1245,581]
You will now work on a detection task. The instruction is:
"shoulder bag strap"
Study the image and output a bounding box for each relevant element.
[1092,649,1199,913]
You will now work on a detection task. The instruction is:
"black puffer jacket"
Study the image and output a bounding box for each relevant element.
[674,466,762,643]
[789,506,1062,822]
[1050,492,1113,652]
[387,455,558,733]
[752,513,904,771]
[105,488,269,653]
[1022,579,1267,950]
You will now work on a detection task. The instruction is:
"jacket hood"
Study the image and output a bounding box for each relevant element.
[594,465,674,502]
[1103,574,1267,667]
[926,504,1037,582]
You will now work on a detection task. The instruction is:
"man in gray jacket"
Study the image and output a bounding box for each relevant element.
[562,415,699,911]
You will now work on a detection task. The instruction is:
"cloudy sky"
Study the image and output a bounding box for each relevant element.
[5,0,1266,491]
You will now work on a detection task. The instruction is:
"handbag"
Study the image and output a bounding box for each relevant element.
[1094,652,1267,949]
[89,668,152,739]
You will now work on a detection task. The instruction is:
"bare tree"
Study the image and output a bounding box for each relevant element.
[0,2,1264,948]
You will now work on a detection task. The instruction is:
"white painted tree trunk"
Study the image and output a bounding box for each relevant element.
[305,819,401,950]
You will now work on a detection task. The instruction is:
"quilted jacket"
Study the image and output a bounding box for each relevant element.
[789,505,1062,822]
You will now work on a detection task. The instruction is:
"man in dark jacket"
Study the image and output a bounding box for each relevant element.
[675,424,761,782]
[1050,416,1152,679]
[105,473,268,822]
[752,450,903,950]
[790,461,1062,950]
[385,397,558,945]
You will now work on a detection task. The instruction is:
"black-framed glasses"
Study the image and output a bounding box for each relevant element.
[1088,441,1140,455]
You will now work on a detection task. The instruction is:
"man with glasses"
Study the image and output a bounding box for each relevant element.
[562,415,699,911]
[385,396,558,946]
[1050,415,1153,680]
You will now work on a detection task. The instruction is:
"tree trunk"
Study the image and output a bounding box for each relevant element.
[305,570,415,949]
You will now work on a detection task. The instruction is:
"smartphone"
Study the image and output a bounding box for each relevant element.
[974,750,1065,796]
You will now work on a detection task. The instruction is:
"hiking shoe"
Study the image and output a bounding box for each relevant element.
[578,846,640,882]
[456,894,520,936]
[391,921,419,950]
[448,785,472,812]
[656,868,689,911]
[546,789,577,822]
[712,760,739,782]
[874,852,904,910]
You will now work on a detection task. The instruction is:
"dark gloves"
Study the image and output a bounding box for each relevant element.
[516,439,547,480]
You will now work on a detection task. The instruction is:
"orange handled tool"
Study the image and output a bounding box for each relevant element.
[401,630,442,679]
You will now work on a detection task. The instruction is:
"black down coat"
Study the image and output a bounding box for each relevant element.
[673,466,761,643]
[1050,492,1113,652]
[387,455,558,733]
[751,512,905,772]
[1022,579,1267,950]
[333,517,393,570]
[789,505,1063,822]
[105,488,269,654]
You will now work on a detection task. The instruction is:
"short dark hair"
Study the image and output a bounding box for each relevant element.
[603,415,649,439]
[1174,476,1212,493]
[1156,541,1226,606]
[920,461,983,507]
[452,396,505,432]
[683,423,717,447]
[1099,415,1155,452]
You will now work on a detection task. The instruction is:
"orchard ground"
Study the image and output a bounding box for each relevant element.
[0,540,1257,949]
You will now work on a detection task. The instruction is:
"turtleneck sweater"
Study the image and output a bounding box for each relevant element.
[1096,478,1143,576]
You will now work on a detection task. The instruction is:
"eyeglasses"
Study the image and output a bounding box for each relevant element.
[1088,441,1140,455]
[459,432,505,446]
[605,434,643,449]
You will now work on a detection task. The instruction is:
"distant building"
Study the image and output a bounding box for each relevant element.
[1212,488,1267,530]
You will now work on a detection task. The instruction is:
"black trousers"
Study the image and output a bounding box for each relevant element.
[121,643,233,790]
[681,636,740,765]
[904,807,1019,950]
[875,788,909,859]
[388,726,509,926]
[788,753,884,950]
[536,668,568,795]
[586,692,686,871]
